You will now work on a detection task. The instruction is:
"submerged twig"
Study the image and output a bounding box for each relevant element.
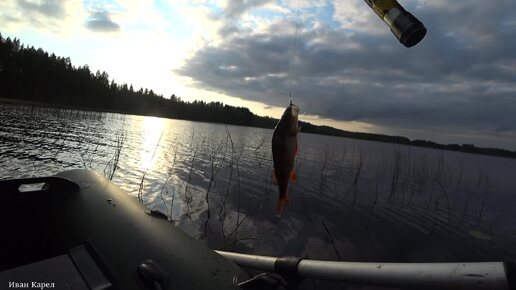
[367,162,385,228]
[159,139,178,220]
[203,135,229,237]
[433,179,452,234]
[138,130,163,202]
[218,237,257,250]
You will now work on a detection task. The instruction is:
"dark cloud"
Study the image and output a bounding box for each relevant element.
[224,0,272,18]
[0,14,21,25]
[176,0,516,147]
[17,0,65,18]
[86,11,120,33]
[3,0,66,29]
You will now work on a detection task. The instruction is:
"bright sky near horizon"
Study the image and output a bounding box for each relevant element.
[1,0,516,150]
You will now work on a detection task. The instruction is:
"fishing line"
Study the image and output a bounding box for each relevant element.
[287,0,301,102]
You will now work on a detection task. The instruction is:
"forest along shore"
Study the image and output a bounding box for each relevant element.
[1,33,516,159]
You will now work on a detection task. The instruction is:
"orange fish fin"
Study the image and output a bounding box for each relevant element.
[276,202,284,217]
[272,169,278,185]
[290,171,297,183]
[276,195,290,217]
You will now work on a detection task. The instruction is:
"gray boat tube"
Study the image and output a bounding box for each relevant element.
[216,251,514,289]
[0,170,248,290]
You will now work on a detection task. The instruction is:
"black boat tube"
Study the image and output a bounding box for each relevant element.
[216,251,513,289]
[363,0,427,47]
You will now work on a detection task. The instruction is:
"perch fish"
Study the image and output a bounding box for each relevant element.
[272,100,300,216]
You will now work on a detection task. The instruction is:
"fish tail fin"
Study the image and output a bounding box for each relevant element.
[290,171,297,183]
[276,195,290,217]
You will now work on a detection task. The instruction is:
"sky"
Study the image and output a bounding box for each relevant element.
[1,0,516,150]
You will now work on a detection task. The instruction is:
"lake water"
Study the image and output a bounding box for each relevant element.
[1,103,516,289]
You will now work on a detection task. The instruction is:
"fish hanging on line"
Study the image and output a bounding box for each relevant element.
[272,99,300,217]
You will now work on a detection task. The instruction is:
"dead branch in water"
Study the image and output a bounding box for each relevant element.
[350,144,363,206]
[219,127,236,238]
[488,191,515,236]
[319,144,330,196]
[366,162,385,228]
[433,179,452,234]
[138,130,163,202]
[218,237,257,250]
[184,137,204,220]
[222,203,260,250]
[321,216,342,260]
[319,185,355,260]
[203,135,229,237]
[103,130,125,181]
[388,150,401,202]
[476,174,490,227]
[159,138,178,220]
[460,185,472,225]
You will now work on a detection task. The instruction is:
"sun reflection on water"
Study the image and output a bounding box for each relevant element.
[140,116,166,171]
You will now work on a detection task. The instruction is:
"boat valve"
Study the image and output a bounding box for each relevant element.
[137,260,170,290]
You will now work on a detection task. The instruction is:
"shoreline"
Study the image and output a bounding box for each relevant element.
[2,98,516,160]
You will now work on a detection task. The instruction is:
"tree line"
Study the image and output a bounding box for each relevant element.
[1,33,515,158]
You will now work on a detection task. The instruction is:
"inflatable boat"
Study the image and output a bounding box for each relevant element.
[0,169,514,290]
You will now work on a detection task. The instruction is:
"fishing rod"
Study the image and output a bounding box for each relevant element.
[363,0,427,47]
[216,250,515,289]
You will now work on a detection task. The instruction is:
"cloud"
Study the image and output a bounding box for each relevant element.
[0,0,84,33]
[2,0,515,148]
[332,0,383,35]
[224,0,272,18]
[86,11,121,33]
[176,0,516,142]
[17,0,65,18]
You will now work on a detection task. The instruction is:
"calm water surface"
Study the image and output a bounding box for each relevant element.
[1,104,516,289]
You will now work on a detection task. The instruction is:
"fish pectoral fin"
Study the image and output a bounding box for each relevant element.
[272,169,278,185]
[290,171,297,183]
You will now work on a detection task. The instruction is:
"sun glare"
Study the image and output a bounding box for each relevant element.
[140,116,166,171]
